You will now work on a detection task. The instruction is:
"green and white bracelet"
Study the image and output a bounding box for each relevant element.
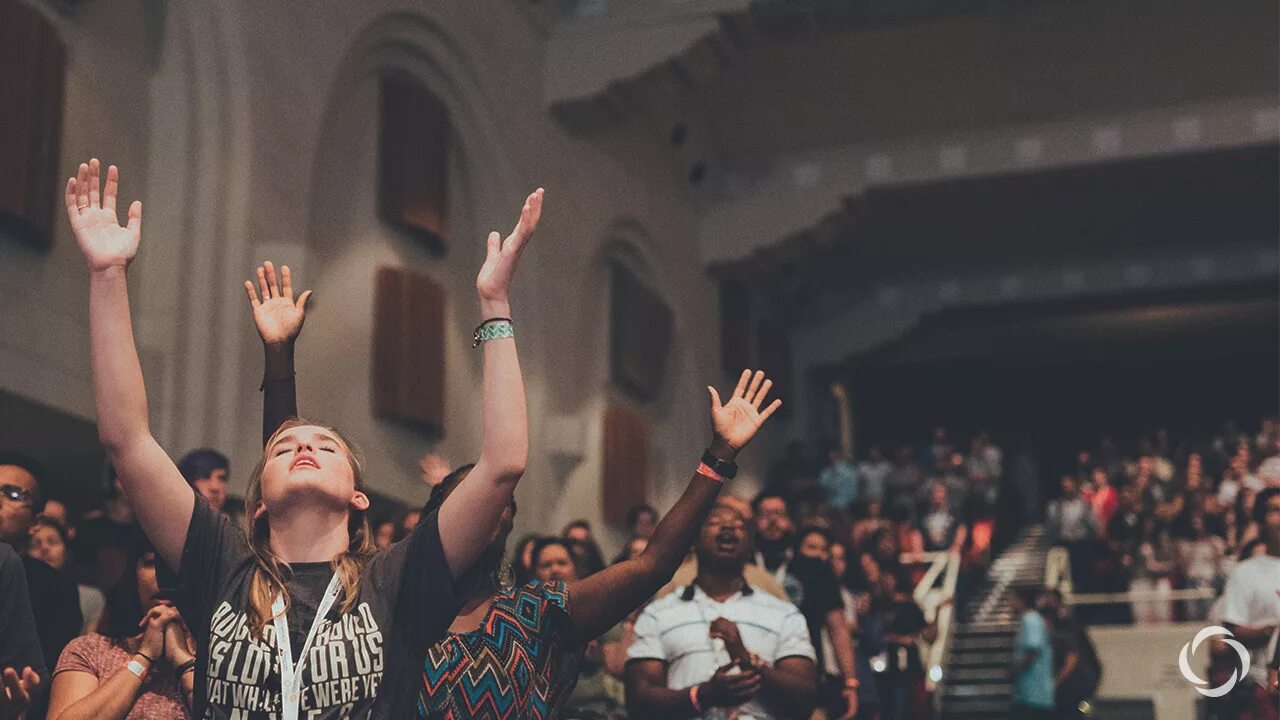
[473,318,514,347]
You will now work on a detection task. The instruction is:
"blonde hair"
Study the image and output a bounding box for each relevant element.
[243,418,376,636]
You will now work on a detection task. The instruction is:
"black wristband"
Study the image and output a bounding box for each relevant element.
[701,449,738,480]
[176,658,197,675]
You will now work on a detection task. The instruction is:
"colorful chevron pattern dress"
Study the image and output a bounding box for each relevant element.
[419,580,579,719]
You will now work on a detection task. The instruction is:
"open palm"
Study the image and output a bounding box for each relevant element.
[475,188,544,301]
[64,160,142,271]
[244,261,311,345]
[709,369,783,452]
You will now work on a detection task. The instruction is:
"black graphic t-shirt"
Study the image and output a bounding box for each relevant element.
[178,492,461,719]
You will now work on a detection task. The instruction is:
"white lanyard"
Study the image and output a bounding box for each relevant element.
[272,573,341,720]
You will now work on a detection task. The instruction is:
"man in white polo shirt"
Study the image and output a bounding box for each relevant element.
[1215,487,1280,704]
[626,505,818,719]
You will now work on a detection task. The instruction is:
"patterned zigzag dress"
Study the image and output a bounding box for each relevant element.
[419,580,579,719]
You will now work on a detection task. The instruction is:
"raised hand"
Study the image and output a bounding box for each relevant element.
[244,261,312,345]
[0,667,39,720]
[65,159,142,271]
[708,369,783,458]
[709,617,750,664]
[475,188,544,307]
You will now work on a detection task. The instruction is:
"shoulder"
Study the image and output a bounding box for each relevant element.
[745,589,804,618]
[55,633,120,673]
[0,543,18,570]
[1232,555,1280,583]
[636,589,685,621]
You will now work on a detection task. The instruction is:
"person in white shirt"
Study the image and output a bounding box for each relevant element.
[626,506,818,719]
[856,446,893,505]
[1215,487,1280,693]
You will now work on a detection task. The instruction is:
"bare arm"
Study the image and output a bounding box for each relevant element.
[68,160,191,569]
[567,370,783,643]
[1223,622,1278,648]
[757,657,818,720]
[48,668,146,720]
[824,610,858,719]
[437,190,542,577]
[243,261,311,445]
[624,660,701,719]
[1055,651,1079,688]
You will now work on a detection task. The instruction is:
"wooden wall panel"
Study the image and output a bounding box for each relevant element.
[371,266,445,434]
[0,0,66,250]
[378,73,449,256]
[602,405,651,526]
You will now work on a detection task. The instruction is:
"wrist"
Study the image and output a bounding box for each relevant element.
[708,438,738,463]
[478,297,511,319]
[90,263,129,279]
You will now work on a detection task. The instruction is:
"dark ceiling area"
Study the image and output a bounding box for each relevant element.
[841,279,1279,462]
[861,279,1280,368]
[849,143,1279,275]
[718,143,1280,317]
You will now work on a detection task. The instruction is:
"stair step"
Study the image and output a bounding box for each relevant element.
[951,635,1014,651]
[946,666,1012,682]
[948,650,1012,666]
[942,681,1012,697]
[955,623,1017,635]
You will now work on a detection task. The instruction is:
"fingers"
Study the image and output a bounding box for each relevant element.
[103,164,119,213]
[759,398,784,423]
[76,163,90,210]
[485,231,502,261]
[1,667,30,710]
[745,370,764,403]
[707,386,722,411]
[751,378,773,409]
[264,261,280,298]
[64,177,79,219]
[280,264,293,300]
[88,159,101,208]
[127,201,142,235]
[732,369,750,400]
[257,266,272,300]
[513,187,544,241]
[296,289,312,311]
[244,281,261,308]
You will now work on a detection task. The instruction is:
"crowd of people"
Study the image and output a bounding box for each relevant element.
[0,157,1275,720]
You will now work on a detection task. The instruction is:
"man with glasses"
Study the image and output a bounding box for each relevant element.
[0,454,82,678]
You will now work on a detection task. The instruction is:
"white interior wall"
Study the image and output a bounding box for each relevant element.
[1,0,722,550]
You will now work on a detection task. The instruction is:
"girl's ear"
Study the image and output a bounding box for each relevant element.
[253,503,268,521]
[350,491,370,512]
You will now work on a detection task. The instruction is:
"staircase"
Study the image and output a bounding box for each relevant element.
[939,525,1050,719]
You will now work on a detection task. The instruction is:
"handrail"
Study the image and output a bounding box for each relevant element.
[902,550,961,698]
[1044,546,1071,594]
[1065,588,1216,605]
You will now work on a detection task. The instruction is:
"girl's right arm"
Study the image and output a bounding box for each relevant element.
[67,160,192,570]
